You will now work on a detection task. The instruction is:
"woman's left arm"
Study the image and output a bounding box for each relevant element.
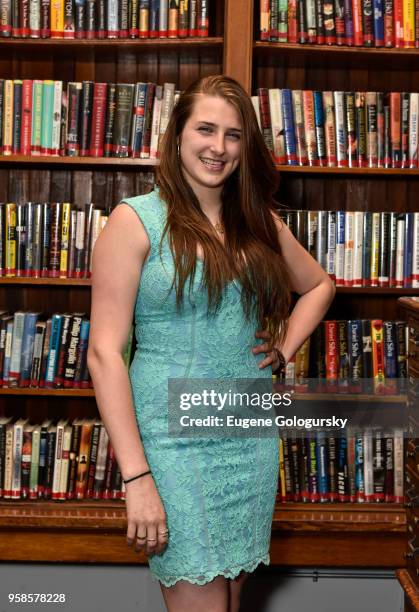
[255,215,336,369]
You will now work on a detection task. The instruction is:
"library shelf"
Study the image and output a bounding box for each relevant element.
[275,165,419,176]
[0,278,91,286]
[0,388,94,397]
[0,500,406,566]
[0,156,158,167]
[0,37,224,49]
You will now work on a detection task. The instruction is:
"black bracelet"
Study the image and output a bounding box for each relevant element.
[123,470,152,485]
[272,348,287,375]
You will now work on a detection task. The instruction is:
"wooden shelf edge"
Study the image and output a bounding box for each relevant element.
[0,155,158,167]
[254,41,419,57]
[0,277,417,294]
[276,165,419,175]
[0,277,91,286]
[0,388,94,396]
[396,569,419,611]
[0,37,224,48]
[0,500,405,533]
[272,502,406,533]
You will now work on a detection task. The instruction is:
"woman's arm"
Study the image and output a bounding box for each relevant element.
[87,203,167,556]
[255,215,336,368]
[87,203,149,479]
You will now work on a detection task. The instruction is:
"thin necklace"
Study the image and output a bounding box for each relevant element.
[214,222,224,234]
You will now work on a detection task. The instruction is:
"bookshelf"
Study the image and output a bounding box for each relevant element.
[0,0,414,571]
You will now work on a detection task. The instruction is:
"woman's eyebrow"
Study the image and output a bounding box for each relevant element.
[196,121,242,132]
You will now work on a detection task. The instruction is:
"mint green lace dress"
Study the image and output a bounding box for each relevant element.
[123,188,279,587]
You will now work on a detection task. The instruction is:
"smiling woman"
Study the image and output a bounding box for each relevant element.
[87,75,335,612]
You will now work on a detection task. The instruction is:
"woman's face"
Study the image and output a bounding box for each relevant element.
[179,94,242,198]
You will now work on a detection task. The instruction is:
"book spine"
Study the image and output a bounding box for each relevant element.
[12,80,22,154]
[378,211,390,287]
[3,80,13,156]
[20,80,33,156]
[11,421,24,498]
[63,314,83,387]
[383,0,393,44]
[0,0,12,36]
[149,84,163,158]
[335,210,345,286]
[89,83,107,156]
[44,313,63,387]
[138,0,149,36]
[65,82,82,156]
[74,0,86,37]
[30,80,43,155]
[269,89,286,164]
[313,91,326,165]
[75,421,93,499]
[281,89,297,165]
[413,212,419,288]
[291,90,308,166]
[377,92,385,166]
[345,91,357,167]
[390,92,401,167]
[348,319,363,391]
[303,90,318,166]
[403,0,415,46]
[353,211,364,286]
[395,213,405,288]
[408,92,419,168]
[107,0,119,36]
[326,210,337,280]
[363,431,373,502]
[29,321,46,386]
[256,88,274,153]
[401,92,410,168]
[325,320,338,390]
[371,319,386,391]
[119,0,129,36]
[334,91,348,167]
[365,91,377,167]
[337,436,349,502]
[393,431,404,503]
[352,0,363,44]
[384,435,394,502]
[19,312,38,387]
[86,422,101,497]
[323,91,337,166]
[63,0,75,37]
[9,312,25,387]
[370,211,380,287]
[113,83,135,157]
[15,203,26,277]
[129,0,139,36]
[50,0,64,36]
[79,81,94,156]
[28,427,40,499]
[373,0,384,43]
[51,80,62,155]
[362,0,373,44]
[343,210,354,286]
[355,434,365,502]
[67,422,81,499]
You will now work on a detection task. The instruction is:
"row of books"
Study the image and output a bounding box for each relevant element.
[281,210,419,289]
[0,0,209,40]
[0,79,178,158]
[0,414,405,503]
[253,89,419,169]
[1,202,109,278]
[278,431,404,503]
[260,0,419,48]
[282,319,408,391]
[0,310,134,389]
[0,416,126,500]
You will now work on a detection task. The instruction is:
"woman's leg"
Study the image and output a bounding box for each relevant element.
[160,576,230,612]
[228,571,249,612]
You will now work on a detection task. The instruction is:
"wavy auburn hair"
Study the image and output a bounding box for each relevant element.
[156,75,290,348]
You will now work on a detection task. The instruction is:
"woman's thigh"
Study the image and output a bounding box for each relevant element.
[160,575,230,612]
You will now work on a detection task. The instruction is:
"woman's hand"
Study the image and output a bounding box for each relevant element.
[125,474,168,557]
[253,329,281,370]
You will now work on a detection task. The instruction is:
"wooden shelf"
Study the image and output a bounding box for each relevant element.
[255,41,419,58]
[336,287,419,295]
[0,500,406,566]
[0,277,91,286]
[1,278,417,294]
[276,165,419,175]
[0,155,158,167]
[0,388,94,397]
[396,569,419,612]
[0,36,224,49]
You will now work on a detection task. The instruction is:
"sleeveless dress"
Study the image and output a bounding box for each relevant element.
[123,187,279,587]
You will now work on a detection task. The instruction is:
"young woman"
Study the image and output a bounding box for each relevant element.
[87,75,335,612]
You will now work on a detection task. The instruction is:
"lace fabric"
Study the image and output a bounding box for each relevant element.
[121,189,279,587]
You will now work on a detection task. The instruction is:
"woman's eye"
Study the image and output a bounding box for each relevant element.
[228,133,240,140]
[198,126,212,133]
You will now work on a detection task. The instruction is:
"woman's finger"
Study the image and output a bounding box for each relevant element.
[255,330,271,340]
[156,521,169,555]
[252,342,270,355]
[126,521,137,547]
[145,525,158,557]
[259,353,278,370]
[134,525,147,553]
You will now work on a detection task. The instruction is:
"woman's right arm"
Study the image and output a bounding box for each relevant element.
[87,203,168,556]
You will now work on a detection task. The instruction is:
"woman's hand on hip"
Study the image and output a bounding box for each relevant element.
[253,329,280,370]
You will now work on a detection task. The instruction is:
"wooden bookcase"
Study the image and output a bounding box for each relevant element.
[0,0,413,568]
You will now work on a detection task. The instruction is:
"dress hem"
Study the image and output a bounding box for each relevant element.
[151,553,270,588]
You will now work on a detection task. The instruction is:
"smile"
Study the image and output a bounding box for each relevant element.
[199,157,226,170]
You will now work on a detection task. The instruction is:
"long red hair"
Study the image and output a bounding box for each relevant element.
[156,75,290,348]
